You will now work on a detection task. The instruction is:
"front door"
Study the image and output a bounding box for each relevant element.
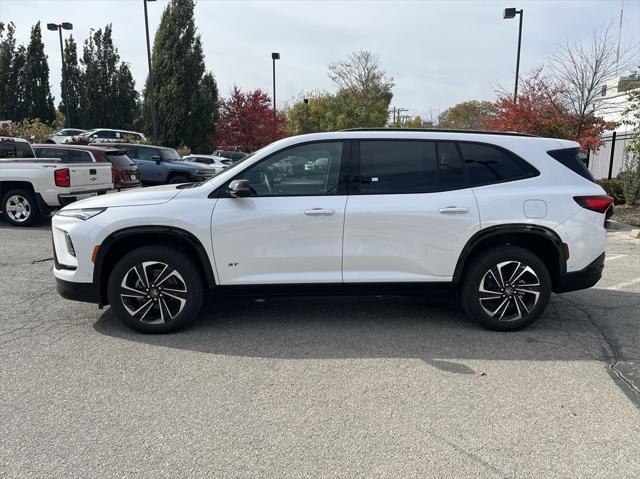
[211,141,348,285]
[342,140,480,282]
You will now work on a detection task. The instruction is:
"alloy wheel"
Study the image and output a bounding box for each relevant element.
[119,261,188,324]
[5,195,31,223]
[478,260,541,322]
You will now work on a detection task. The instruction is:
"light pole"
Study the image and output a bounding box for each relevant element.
[303,98,309,133]
[47,22,73,127]
[144,0,159,144]
[271,52,280,133]
[503,7,523,103]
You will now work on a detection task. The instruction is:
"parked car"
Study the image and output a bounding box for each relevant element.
[0,136,113,226]
[94,142,217,185]
[33,144,141,191]
[182,154,232,173]
[47,128,87,144]
[212,150,247,162]
[80,129,146,143]
[53,129,611,333]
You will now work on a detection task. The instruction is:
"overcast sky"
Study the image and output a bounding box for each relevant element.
[1,0,639,119]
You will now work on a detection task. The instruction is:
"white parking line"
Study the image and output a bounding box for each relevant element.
[605,278,640,290]
[605,254,627,262]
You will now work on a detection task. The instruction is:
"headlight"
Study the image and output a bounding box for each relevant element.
[57,207,106,220]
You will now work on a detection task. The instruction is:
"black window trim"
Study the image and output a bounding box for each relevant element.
[211,139,352,198]
[351,138,539,196]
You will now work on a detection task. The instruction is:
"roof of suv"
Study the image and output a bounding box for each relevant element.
[33,143,126,154]
[341,128,537,137]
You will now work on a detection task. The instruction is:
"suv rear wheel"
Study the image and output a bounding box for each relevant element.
[107,246,204,333]
[461,246,551,331]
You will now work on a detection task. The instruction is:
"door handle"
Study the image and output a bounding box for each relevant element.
[304,208,335,216]
[439,206,469,214]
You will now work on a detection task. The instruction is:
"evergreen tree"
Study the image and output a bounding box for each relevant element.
[143,0,218,150]
[78,25,138,129]
[0,22,17,119]
[59,35,82,128]
[24,22,55,123]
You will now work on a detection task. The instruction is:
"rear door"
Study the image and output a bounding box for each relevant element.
[342,140,480,282]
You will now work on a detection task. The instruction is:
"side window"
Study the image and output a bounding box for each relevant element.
[125,146,138,159]
[436,142,466,189]
[240,142,343,196]
[36,148,68,161]
[96,130,117,139]
[359,141,438,194]
[138,147,159,160]
[460,143,528,185]
[67,150,94,163]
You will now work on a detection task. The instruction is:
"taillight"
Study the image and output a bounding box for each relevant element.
[54,168,70,187]
[574,195,613,214]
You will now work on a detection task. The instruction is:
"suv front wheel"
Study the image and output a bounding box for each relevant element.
[461,246,551,331]
[107,246,204,333]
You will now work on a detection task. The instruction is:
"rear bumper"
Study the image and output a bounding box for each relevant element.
[58,189,111,206]
[56,277,99,304]
[554,253,605,293]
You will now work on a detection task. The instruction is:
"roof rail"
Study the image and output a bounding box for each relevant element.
[339,128,537,137]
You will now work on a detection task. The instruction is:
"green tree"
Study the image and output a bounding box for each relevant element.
[142,0,218,150]
[437,100,496,130]
[58,35,82,128]
[0,22,17,119]
[23,22,55,123]
[78,25,138,129]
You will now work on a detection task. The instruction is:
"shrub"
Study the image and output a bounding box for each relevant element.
[597,179,625,205]
[619,152,640,205]
[8,118,55,143]
[176,144,191,156]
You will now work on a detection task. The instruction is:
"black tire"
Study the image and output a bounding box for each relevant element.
[107,246,204,333]
[168,175,189,184]
[1,188,39,227]
[461,246,551,331]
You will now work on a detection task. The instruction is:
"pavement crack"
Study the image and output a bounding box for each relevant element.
[560,296,640,401]
[31,257,54,264]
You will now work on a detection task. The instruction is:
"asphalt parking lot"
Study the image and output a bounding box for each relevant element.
[1,217,639,478]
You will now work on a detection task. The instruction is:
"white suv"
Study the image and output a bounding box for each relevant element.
[51,130,612,333]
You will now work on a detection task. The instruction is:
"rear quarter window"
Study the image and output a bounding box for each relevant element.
[460,143,530,185]
[106,153,135,167]
[547,148,594,182]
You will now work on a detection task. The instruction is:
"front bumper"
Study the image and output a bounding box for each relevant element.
[56,277,99,304]
[554,252,605,293]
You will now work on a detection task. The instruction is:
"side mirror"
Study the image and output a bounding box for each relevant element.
[227,179,252,198]
[152,155,161,164]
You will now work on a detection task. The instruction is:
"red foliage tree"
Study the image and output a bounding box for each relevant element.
[212,87,288,152]
[483,72,616,151]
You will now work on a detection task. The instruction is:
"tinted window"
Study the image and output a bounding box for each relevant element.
[67,150,94,163]
[437,142,466,189]
[241,142,342,196]
[94,130,117,139]
[547,147,594,182]
[359,141,438,194]
[124,146,138,159]
[35,147,67,161]
[1,141,35,159]
[138,147,159,160]
[106,153,134,167]
[460,143,528,185]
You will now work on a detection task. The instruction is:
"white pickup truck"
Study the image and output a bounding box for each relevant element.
[0,137,113,226]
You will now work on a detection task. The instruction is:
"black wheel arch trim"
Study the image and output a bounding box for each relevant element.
[452,224,567,284]
[93,225,216,306]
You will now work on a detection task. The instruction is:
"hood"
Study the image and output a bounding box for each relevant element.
[62,184,181,210]
[165,160,217,170]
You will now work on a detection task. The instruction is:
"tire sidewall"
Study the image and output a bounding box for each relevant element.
[462,246,552,331]
[107,246,204,333]
[2,189,37,227]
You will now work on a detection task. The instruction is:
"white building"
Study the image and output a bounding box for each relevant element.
[588,75,638,179]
